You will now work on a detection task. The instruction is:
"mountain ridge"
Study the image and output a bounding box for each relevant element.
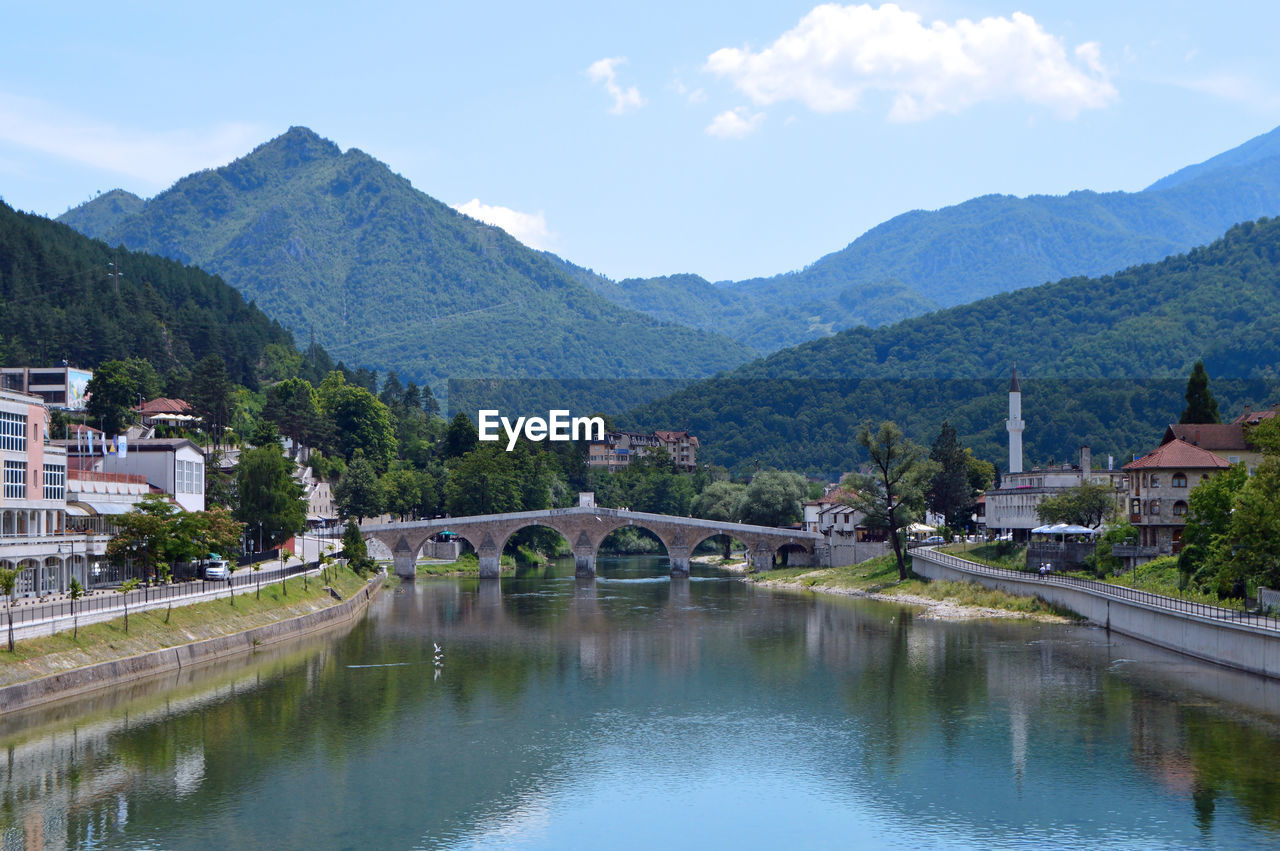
[59,127,757,389]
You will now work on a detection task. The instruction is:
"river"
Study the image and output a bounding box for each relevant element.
[4,556,1280,848]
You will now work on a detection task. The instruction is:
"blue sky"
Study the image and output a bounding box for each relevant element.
[3,2,1280,282]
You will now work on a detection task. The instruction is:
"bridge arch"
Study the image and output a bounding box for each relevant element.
[363,506,824,581]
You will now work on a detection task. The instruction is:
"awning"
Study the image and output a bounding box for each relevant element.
[77,500,137,515]
[906,522,936,533]
[1032,523,1099,536]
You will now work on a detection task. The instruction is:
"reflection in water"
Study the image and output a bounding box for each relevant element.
[4,556,1280,847]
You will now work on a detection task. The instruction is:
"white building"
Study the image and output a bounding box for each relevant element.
[0,388,103,596]
[984,370,1124,540]
[60,438,206,512]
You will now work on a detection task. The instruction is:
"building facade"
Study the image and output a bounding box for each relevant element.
[1120,438,1231,563]
[0,365,93,411]
[0,388,102,597]
[587,430,700,472]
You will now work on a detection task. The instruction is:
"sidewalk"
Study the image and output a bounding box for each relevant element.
[4,553,335,642]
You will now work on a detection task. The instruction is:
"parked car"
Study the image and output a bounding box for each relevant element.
[203,560,231,580]
[922,535,946,545]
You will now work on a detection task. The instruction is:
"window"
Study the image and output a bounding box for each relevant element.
[1150,474,1160,487]
[1130,498,1141,516]
[0,410,27,451]
[1173,501,1188,517]
[1228,456,1240,464]
[1172,473,1187,488]
[1149,500,1161,516]
[42,464,65,501]
[4,460,26,499]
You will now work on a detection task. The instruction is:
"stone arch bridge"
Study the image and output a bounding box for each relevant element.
[362,506,823,579]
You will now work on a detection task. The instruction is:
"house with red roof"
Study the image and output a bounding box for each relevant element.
[1121,439,1232,563]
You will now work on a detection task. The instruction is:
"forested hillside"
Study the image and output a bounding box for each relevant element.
[59,127,755,388]
[727,126,1280,334]
[623,217,1280,477]
[0,200,298,386]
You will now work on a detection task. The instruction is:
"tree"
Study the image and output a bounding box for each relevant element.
[106,494,179,583]
[334,450,385,522]
[263,377,322,447]
[189,353,235,443]
[737,470,806,528]
[118,578,140,632]
[68,577,84,638]
[844,422,936,580]
[444,412,479,459]
[235,445,306,549]
[1180,360,1221,424]
[85,360,136,434]
[445,444,522,516]
[381,468,422,521]
[1034,481,1116,528]
[316,372,397,471]
[928,422,974,530]
[1221,457,1280,590]
[1180,464,1249,594]
[0,568,15,651]
[693,480,747,558]
[342,519,376,576]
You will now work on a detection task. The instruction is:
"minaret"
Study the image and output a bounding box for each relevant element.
[1006,366,1024,474]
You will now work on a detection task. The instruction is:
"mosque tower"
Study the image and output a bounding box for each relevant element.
[1007,366,1024,474]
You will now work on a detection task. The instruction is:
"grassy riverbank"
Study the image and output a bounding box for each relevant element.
[939,544,1237,609]
[746,554,1078,620]
[416,553,517,576]
[0,565,368,688]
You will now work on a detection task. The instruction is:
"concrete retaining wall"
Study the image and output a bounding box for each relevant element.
[913,551,1280,680]
[0,576,382,716]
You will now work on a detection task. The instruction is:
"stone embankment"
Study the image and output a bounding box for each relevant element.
[912,548,1280,679]
[0,576,382,715]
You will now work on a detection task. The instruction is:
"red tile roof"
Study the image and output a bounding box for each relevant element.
[1233,407,1278,426]
[138,397,192,415]
[1125,439,1231,471]
[1162,423,1252,452]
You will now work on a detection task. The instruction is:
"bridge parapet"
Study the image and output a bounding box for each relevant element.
[363,507,822,579]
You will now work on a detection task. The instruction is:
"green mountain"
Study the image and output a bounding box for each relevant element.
[725,125,1280,334]
[623,217,1280,478]
[58,127,755,388]
[0,199,298,386]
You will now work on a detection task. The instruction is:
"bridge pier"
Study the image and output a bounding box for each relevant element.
[749,548,775,572]
[478,554,502,579]
[574,552,595,577]
[393,550,417,581]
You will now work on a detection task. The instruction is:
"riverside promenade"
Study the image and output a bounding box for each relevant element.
[912,547,1280,679]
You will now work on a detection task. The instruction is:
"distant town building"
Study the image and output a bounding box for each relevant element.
[0,365,93,411]
[1121,438,1231,563]
[1161,421,1265,475]
[58,437,206,513]
[0,387,104,597]
[136,397,198,430]
[587,429,700,472]
[984,369,1124,540]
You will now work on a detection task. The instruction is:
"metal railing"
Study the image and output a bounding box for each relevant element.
[0,560,321,628]
[915,547,1280,632]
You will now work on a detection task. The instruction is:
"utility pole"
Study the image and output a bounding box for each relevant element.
[107,255,122,298]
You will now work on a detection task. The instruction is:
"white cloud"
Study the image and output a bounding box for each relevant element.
[454,199,554,250]
[0,92,261,185]
[587,57,646,114]
[705,107,766,139]
[704,3,1117,121]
